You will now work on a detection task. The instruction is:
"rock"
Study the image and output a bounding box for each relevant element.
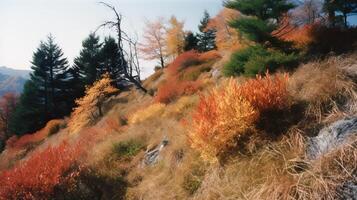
[307,117,357,159]
[143,137,169,166]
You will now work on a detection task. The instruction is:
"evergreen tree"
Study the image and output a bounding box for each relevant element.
[225,0,295,47]
[324,0,357,27]
[99,36,120,83]
[9,81,45,135]
[184,31,199,51]
[197,11,217,52]
[9,36,70,135]
[73,33,103,86]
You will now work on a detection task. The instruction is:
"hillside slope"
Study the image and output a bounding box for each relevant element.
[0,52,356,200]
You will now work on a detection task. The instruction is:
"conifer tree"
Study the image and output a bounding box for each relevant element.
[197,10,217,52]
[10,35,70,135]
[184,31,199,51]
[73,33,103,86]
[225,0,295,47]
[99,36,120,83]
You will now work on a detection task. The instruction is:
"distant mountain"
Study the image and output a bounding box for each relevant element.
[0,66,31,96]
[0,66,30,79]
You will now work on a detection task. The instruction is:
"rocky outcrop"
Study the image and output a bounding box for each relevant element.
[307,117,357,159]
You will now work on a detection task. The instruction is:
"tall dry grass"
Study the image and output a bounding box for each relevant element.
[289,56,357,122]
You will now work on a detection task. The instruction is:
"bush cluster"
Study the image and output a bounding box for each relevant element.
[189,73,290,162]
[224,45,298,77]
[0,142,81,199]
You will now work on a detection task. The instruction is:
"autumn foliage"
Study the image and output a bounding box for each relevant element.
[68,74,118,133]
[6,119,64,150]
[239,73,290,112]
[0,142,81,200]
[189,73,290,161]
[189,79,258,162]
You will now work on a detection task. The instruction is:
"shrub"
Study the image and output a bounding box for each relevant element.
[167,51,201,76]
[224,45,298,77]
[0,142,81,199]
[198,50,222,62]
[189,79,259,162]
[7,119,64,150]
[128,103,166,124]
[309,26,357,55]
[112,140,144,159]
[180,64,211,81]
[155,78,200,104]
[239,73,290,112]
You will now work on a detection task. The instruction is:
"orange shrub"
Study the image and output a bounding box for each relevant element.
[167,50,201,76]
[189,74,290,162]
[155,78,200,104]
[198,50,222,62]
[189,79,259,162]
[7,119,64,150]
[280,24,315,49]
[239,73,290,112]
[0,142,81,200]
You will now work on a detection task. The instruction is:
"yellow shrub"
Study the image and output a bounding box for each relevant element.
[189,79,259,162]
[128,103,166,124]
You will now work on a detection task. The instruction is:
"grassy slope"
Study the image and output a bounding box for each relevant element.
[0,51,356,200]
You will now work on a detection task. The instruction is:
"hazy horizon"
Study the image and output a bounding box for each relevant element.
[0,0,222,78]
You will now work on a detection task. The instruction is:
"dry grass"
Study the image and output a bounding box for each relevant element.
[289,56,357,122]
[193,130,357,200]
[128,103,166,124]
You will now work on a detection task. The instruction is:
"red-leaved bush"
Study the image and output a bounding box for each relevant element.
[198,50,222,62]
[0,142,81,200]
[167,50,201,76]
[6,119,64,150]
[239,73,290,112]
[155,78,200,104]
[189,73,290,161]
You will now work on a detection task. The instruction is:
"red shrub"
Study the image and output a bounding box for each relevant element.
[0,142,81,200]
[7,119,64,150]
[155,78,200,104]
[198,50,222,62]
[239,73,290,112]
[167,50,201,76]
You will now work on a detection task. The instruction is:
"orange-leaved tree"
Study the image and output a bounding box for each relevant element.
[166,16,185,59]
[207,8,243,51]
[68,74,118,133]
[0,93,18,140]
[139,18,168,69]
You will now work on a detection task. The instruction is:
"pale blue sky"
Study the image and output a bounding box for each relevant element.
[0,0,223,77]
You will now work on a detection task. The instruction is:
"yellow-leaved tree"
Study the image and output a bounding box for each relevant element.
[68,74,118,133]
[207,8,243,51]
[166,16,185,59]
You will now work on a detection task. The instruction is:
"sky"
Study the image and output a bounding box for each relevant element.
[0,0,223,78]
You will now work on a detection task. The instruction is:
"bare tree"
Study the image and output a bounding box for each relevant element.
[98,2,147,93]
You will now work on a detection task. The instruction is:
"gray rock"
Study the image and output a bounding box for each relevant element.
[307,117,357,159]
[143,138,169,166]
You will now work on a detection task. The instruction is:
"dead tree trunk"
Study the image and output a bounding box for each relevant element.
[98,2,147,93]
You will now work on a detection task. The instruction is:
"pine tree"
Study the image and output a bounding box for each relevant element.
[73,33,103,86]
[225,0,295,47]
[324,0,357,27]
[9,36,70,135]
[99,36,121,83]
[9,81,44,135]
[184,31,199,51]
[197,11,217,52]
